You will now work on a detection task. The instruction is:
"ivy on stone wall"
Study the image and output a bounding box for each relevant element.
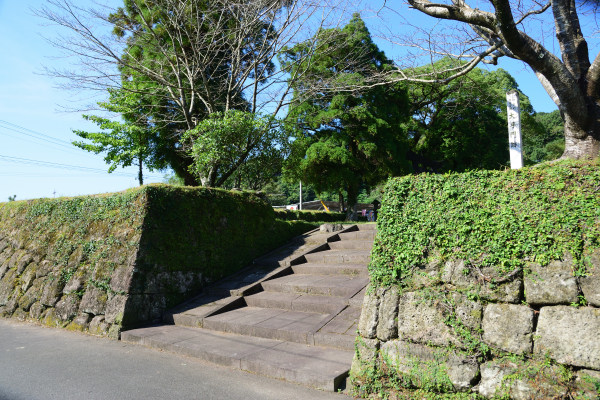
[371,159,600,287]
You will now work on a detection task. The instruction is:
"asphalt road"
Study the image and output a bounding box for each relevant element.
[0,319,354,400]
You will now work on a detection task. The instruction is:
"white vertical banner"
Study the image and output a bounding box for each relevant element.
[299,180,303,210]
[506,90,523,169]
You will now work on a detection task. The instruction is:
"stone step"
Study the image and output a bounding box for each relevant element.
[121,325,353,392]
[328,239,374,250]
[338,230,377,241]
[291,262,368,276]
[245,291,348,314]
[261,273,368,297]
[304,249,371,264]
[357,223,378,231]
[202,306,333,345]
[313,306,362,351]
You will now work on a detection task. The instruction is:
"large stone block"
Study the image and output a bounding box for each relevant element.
[109,265,133,293]
[88,315,110,336]
[524,260,579,305]
[397,291,481,349]
[122,294,165,325]
[63,275,84,294]
[377,286,399,341]
[0,256,10,281]
[67,313,92,331]
[397,291,458,347]
[351,337,379,377]
[0,239,9,255]
[534,306,600,369]
[381,340,479,392]
[409,258,442,289]
[358,285,380,339]
[29,301,45,320]
[40,275,65,307]
[0,269,17,306]
[19,263,38,292]
[581,249,600,307]
[442,259,522,303]
[482,303,533,355]
[18,279,43,312]
[55,294,80,322]
[79,286,108,315]
[35,260,53,279]
[451,292,482,330]
[104,293,127,324]
[478,360,568,399]
[9,250,32,274]
[0,247,12,274]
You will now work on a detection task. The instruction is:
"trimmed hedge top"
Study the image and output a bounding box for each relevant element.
[371,159,600,286]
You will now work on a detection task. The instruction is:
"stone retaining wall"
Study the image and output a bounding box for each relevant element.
[0,185,313,338]
[352,254,600,399]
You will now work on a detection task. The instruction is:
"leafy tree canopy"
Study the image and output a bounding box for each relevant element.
[281,14,411,216]
[183,110,288,189]
[72,86,167,185]
[404,61,541,171]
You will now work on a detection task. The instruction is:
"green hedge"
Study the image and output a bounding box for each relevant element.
[371,159,600,286]
[140,185,317,282]
[274,208,346,222]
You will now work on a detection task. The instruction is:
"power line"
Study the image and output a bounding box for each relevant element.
[0,120,75,149]
[0,154,163,179]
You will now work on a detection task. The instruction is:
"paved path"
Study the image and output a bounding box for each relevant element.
[0,319,352,400]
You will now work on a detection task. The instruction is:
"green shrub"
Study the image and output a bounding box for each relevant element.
[274,208,346,222]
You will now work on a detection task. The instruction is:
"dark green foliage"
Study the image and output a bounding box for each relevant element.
[524,110,565,164]
[274,209,346,222]
[371,159,600,286]
[282,14,411,212]
[405,64,539,172]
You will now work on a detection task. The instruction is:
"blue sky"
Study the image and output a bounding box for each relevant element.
[0,0,568,201]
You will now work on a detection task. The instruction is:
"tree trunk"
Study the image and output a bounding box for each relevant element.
[559,105,600,159]
[138,158,144,186]
[345,183,360,221]
[562,125,600,159]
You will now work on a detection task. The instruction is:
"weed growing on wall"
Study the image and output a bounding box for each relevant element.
[370,159,600,287]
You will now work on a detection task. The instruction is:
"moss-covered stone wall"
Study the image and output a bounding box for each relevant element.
[0,184,314,338]
[351,160,600,399]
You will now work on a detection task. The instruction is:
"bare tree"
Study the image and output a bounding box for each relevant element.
[368,0,600,159]
[36,0,348,185]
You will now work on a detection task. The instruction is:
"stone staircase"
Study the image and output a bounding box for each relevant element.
[122,224,375,391]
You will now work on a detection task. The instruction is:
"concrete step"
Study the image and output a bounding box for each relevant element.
[245,291,348,314]
[304,249,371,264]
[313,306,362,351]
[202,306,333,345]
[357,223,377,231]
[338,230,377,241]
[291,262,368,276]
[261,273,368,297]
[121,325,353,392]
[328,239,374,250]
